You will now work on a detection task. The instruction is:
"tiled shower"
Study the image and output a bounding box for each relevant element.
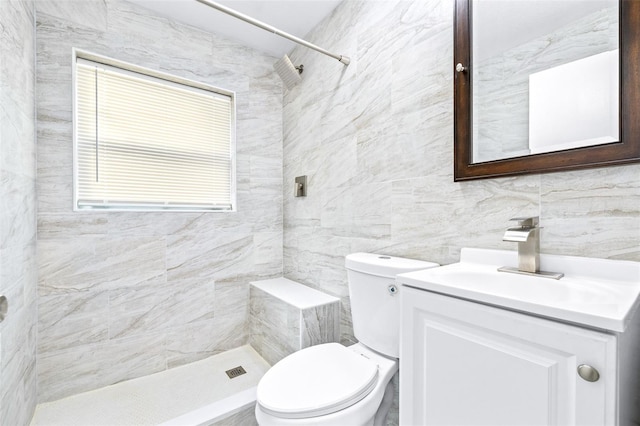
[35,0,283,403]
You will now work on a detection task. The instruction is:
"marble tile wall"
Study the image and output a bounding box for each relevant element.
[249,286,301,365]
[27,0,640,419]
[284,0,639,342]
[36,0,283,403]
[249,279,340,366]
[282,1,639,423]
[0,0,38,424]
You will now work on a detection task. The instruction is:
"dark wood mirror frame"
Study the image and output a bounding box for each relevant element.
[454,0,640,181]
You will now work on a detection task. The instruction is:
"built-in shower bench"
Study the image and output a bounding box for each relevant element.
[249,277,340,365]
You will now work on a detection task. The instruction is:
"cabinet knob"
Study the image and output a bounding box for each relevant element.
[577,364,600,382]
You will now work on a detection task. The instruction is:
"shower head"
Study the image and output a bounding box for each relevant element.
[274,55,303,90]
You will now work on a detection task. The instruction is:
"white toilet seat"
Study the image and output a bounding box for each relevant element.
[256,343,379,419]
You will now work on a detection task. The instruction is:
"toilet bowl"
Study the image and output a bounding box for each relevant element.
[255,253,439,425]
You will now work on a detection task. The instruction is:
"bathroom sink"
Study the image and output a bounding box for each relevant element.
[396,248,640,332]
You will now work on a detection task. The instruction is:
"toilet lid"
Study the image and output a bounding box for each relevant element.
[257,343,379,419]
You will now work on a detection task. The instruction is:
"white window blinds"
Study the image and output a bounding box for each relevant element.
[75,57,235,211]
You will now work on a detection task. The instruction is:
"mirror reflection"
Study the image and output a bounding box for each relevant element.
[472,0,619,163]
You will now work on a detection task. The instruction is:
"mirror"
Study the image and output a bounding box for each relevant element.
[473,1,619,163]
[454,0,640,181]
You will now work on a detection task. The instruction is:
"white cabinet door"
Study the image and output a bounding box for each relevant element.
[400,288,617,426]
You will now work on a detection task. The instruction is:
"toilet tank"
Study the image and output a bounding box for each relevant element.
[345,253,438,358]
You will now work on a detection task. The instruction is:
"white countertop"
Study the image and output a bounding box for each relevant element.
[397,248,640,333]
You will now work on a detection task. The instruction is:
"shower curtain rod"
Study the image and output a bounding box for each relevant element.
[195,0,351,65]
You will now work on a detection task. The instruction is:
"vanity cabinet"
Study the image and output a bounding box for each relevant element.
[399,287,618,426]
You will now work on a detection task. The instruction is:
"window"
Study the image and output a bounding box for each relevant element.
[74,52,235,211]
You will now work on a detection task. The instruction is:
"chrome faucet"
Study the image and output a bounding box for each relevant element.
[499,217,564,279]
[503,217,540,273]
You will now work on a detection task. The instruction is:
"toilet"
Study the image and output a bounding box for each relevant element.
[255,253,439,425]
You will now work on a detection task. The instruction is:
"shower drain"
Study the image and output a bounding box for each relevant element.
[225,366,247,379]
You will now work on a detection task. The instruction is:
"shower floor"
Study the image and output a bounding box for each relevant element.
[30,345,270,426]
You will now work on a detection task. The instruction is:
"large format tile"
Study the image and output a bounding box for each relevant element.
[37,333,167,403]
[166,233,253,283]
[165,312,248,369]
[280,4,636,426]
[35,0,283,402]
[38,237,166,295]
[0,0,37,423]
[37,290,109,353]
[36,0,107,31]
[541,165,640,261]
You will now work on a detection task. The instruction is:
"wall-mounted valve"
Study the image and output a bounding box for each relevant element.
[294,175,307,197]
[0,295,8,323]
